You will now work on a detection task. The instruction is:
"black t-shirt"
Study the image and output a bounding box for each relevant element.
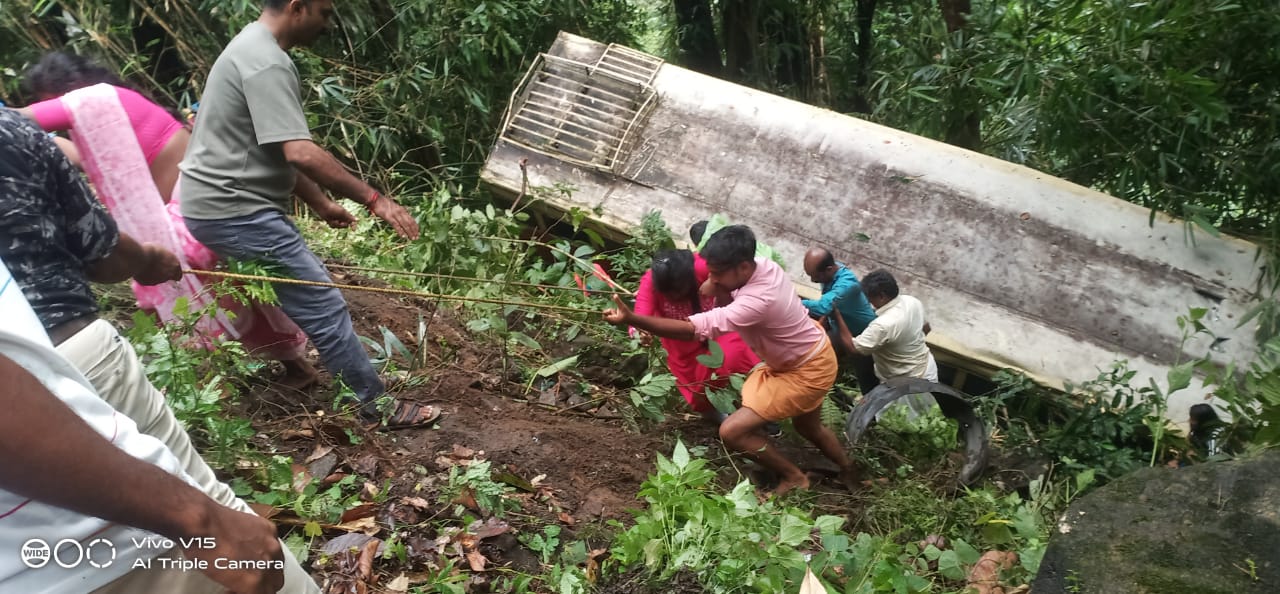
[0,109,119,330]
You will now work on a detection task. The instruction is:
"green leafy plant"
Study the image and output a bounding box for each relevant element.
[519,525,562,566]
[439,460,515,518]
[611,440,939,593]
[627,371,678,423]
[241,455,367,528]
[126,297,258,471]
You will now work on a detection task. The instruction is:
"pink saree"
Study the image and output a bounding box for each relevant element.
[59,84,306,360]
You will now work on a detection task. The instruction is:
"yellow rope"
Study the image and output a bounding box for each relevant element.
[185,269,603,314]
[324,263,617,295]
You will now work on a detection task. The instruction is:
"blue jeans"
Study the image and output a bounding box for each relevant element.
[185,210,384,405]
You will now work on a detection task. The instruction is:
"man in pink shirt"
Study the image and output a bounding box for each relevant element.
[605,225,856,495]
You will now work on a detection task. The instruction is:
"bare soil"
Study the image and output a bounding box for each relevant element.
[227,273,867,592]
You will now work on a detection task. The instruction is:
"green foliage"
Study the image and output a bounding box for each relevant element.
[220,259,283,306]
[609,439,1081,593]
[519,525,562,566]
[242,455,370,525]
[607,209,676,285]
[439,460,515,518]
[845,0,1280,246]
[628,371,678,423]
[1,0,646,188]
[1179,308,1280,449]
[610,440,849,592]
[698,340,749,415]
[125,297,258,471]
[359,320,431,375]
[983,363,1190,482]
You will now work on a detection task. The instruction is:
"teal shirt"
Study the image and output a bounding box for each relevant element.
[801,264,877,334]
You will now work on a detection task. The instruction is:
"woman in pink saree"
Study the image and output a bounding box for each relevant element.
[19,52,315,386]
[631,249,760,424]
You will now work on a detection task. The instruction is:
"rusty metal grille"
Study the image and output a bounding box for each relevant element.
[499,46,662,173]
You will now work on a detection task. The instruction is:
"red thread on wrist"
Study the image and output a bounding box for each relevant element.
[366,191,380,210]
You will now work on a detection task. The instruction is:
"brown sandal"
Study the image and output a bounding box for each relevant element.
[364,400,441,431]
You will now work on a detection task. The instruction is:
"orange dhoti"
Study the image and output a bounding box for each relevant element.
[741,335,838,421]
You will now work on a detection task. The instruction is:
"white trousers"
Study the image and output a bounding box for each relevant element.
[59,320,318,594]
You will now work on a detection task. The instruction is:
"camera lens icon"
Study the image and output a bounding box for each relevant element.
[21,539,51,569]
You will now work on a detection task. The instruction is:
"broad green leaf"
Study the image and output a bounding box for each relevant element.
[937,550,965,580]
[706,386,737,415]
[508,331,541,350]
[671,440,691,470]
[954,539,981,566]
[813,515,845,534]
[981,522,1014,545]
[1167,362,1195,394]
[778,514,810,547]
[536,355,579,377]
[696,339,725,368]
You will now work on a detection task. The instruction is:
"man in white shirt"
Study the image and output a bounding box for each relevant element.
[0,257,286,593]
[832,269,937,415]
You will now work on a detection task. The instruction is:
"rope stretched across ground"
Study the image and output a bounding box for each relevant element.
[185,268,604,314]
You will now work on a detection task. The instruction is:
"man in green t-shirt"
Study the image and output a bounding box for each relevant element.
[180,0,436,429]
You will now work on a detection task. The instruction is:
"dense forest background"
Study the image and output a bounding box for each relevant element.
[4,4,1279,591]
[2,0,1278,257]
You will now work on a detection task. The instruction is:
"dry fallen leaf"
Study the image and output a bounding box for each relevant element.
[799,566,828,594]
[361,481,380,501]
[584,546,608,583]
[352,453,380,477]
[322,533,384,556]
[304,445,335,464]
[451,444,476,458]
[466,549,487,572]
[471,517,512,540]
[356,539,379,581]
[280,429,316,441]
[401,496,431,510]
[340,503,378,523]
[385,573,410,592]
[291,465,314,493]
[558,512,576,526]
[451,488,479,511]
[332,515,379,535]
[967,550,1019,594]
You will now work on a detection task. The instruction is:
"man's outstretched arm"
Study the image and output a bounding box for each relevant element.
[0,352,284,594]
[282,139,419,240]
[293,171,357,229]
[84,232,181,286]
[802,269,854,317]
[603,294,697,341]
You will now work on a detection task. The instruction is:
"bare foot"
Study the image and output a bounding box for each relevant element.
[278,358,319,392]
[769,472,812,498]
[838,466,861,493]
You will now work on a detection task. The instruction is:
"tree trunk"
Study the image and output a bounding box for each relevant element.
[940,0,971,33]
[850,0,878,113]
[672,0,722,76]
[939,0,981,150]
[722,0,762,83]
[766,2,809,95]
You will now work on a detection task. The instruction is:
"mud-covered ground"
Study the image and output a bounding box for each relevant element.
[221,273,875,592]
